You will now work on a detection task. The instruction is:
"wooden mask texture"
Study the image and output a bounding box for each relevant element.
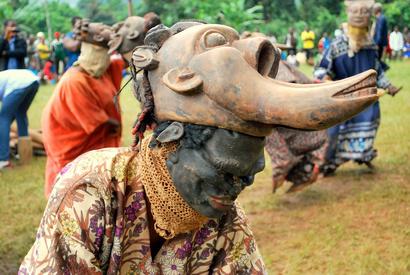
[108,13,161,54]
[346,0,374,28]
[133,23,379,137]
[74,19,113,48]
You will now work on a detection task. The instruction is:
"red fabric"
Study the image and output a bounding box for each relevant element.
[42,58,124,197]
[43,61,55,81]
[318,40,324,51]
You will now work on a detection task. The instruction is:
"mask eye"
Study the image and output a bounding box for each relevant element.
[204,32,228,48]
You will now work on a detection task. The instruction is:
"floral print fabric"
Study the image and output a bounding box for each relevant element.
[265,128,327,185]
[19,147,266,274]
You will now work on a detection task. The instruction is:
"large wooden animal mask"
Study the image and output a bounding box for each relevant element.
[132,23,379,137]
[109,13,161,54]
[74,19,113,48]
[345,0,375,28]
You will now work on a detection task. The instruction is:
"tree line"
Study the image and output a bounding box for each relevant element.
[1,0,409,43]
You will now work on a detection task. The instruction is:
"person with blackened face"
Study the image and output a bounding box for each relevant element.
[21,20,380,274]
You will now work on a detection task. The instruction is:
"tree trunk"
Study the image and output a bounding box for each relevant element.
[44,0,52,42]
[128,0,133,16]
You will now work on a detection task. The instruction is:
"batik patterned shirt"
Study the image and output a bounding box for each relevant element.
[19,148,266,274]
[265,128,326,184]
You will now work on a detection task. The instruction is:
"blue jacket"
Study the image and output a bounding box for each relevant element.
[373,14,388,47]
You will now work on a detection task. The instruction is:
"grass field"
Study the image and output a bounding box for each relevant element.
[0,61,409,274]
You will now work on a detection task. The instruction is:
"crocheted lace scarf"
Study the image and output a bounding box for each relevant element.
[138,136,208,239]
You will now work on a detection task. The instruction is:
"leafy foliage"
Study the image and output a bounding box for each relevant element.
[138,0,344,39]
[77,0,129,25]
[0,0,409,44]
[383,0,410,29]
[0,0,79,36]
[138,0,410,43]
[138,0,264,33]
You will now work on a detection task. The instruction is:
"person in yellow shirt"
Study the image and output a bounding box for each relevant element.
[36,32,50,65]
[301,26,315,65]
[35,32,51,82]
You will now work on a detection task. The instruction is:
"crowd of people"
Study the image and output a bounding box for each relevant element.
[0,1,406,274]
[0,17,83,170]
[1,17,82,84]
[281,4,410,68]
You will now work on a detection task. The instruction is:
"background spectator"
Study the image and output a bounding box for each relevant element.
[373,3,388,61]
[403,27,410,42]
[63,16,81,70]
[26,34,39,73]
[389,26,404,60]
[403,26,410,59]
[301,25,315,65]
[43,59,56,83]
[35,32,51,82]
[51,32,65,79]
[403,38,410,59]
[384,31,393,60]
[0,20,27,70]
[284,27,297,56]
[318,32,330,54]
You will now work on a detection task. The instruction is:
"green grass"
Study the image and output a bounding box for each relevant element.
[1,62,410,274]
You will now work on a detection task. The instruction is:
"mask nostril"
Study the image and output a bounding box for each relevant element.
[256,41,275,76]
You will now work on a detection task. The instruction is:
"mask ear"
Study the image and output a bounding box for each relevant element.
[127,30,140,40]
[156,122,184,143]
[93,34,104,42]
[163,67,203,94]
[132,47,159,70]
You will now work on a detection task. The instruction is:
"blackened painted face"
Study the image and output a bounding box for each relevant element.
[166,129,265,218]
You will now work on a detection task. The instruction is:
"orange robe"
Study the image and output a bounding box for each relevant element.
[42,58,124,197]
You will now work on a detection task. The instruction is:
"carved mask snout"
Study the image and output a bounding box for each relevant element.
[232,37,281,78]
[132,23,379,137]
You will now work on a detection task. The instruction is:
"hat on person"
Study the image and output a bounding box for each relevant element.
[37,32,45,39]
[54,31,60,38]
